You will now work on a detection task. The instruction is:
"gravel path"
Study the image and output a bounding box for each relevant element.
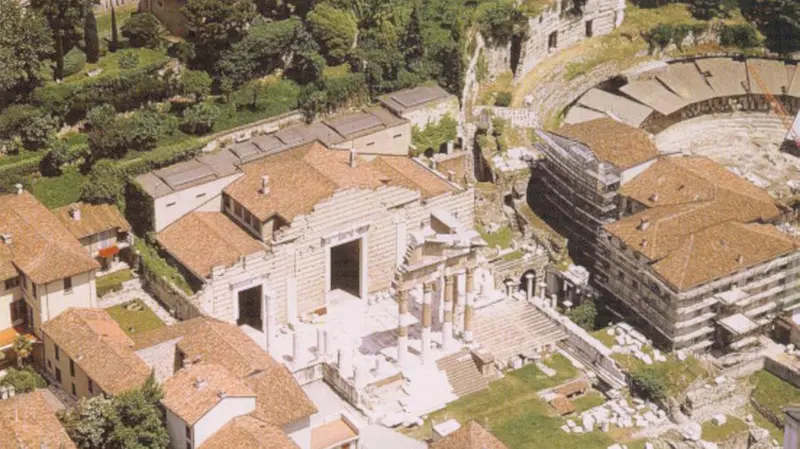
[97,276,177,326]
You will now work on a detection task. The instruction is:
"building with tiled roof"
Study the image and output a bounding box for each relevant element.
[594,155,799,351]
[378,85,458,132]
[430,421,508,449]
[40,308,152,398]
[0,390,77,449]
[53,202,133,261]
[0,188,100,339]
[533,120,660,270]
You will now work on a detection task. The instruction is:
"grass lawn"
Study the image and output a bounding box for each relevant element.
[323,63,351,78]
[751,370,800,426]
[477,224,514,249]
[590,328,617,348]
[96,269,136,298]
[614,352,708,397]
[477,71,514,106]
[106,298,164,336]
[701,416,748,442]
[32,166,86,209]
[62,47,170,84]
[508,353,580,391]
[573,391,607,413]
[749,404,784,444]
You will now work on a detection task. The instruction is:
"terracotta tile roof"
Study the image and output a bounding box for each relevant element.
[134,317,317,426]
[224,142,457,223]
[53,202,131,240]
[554,118,659,170]
[0,390,77,449]
[619,157,780,212]
[554,379,589,397]
[430,421,509,449]
[650,222,798,290]
[0,191,99,283]
[162,363,256,425]
[157,212,265,279]
[41,308,151,395]
[200,415,300,449]
[310,417,359,449]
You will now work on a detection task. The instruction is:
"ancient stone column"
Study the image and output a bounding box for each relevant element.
[293,332,305,366]
[338,348,352,378]
[443,276,455,349]
[263,290,278,356]
[505,280,514,298]
[525,273,535,302]
[316,328,325,357]
[537,281,547,300]
[397,289,409,367]
[454,271,465,333]
[464,268,475,344]
[422,282,434,364]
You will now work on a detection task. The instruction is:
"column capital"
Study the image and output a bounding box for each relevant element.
[445,275,455,286]
[423,282,434,292]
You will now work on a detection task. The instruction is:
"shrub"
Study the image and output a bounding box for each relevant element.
[181,70,212,100]
[0,367,47,393]
[495,91,512,107]
[181,103,219,135]
[630,366,668,403]
[567,299,598,331]
[20,112,57,150]
[0,105,42,139]
[720,23,760,49]
[122,12,165,48]
[476,0,528,46]
[87,104,117,130]
[118,51,140,70]
[85,9,100,63]
[40,139,71,177]
[689,0,735,20]
[649,24,675,50]
[412,115,458,156]
[63,48,87,78]
[81,159,126,206]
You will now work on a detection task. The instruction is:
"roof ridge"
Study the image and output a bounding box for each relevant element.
[676,234,696,289]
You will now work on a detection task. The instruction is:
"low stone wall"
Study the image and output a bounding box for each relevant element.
[323,363,360,407]
[141,266,205,321]
[473,106,541,129]
[764,354,800,389]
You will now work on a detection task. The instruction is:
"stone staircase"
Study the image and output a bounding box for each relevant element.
[557,341,628,390]
[436,349,489,398]
[472,299,567,366]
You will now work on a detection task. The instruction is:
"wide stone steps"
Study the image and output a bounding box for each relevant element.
[472,299,567,365]
[436,349,488,398]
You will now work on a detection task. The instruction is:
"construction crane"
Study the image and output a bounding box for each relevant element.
[747,63,800,149]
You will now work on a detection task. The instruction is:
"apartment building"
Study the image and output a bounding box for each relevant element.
[597,156,798,351]
[0,188,99,340]
[0,390,77,449]
[53,202,133,263]
[533,118,659,269]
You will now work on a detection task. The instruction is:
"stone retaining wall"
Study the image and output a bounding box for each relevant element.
[200,110,306,153]
[141,264,205,321]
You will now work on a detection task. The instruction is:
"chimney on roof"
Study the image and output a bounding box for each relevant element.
[638,218,650,231]
[737,254,744,264]
[194,378,207,390]
[261,175,270,195]
[70,207,81,221]
[649,193,659,203]
[217,391,227,399]
[14,184,22,195]
[349,145,357,168]
[1,234,11,245]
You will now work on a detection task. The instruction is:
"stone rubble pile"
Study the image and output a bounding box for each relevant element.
[561,394,669,436]
[492,147,537,173]
[605,323,667,364]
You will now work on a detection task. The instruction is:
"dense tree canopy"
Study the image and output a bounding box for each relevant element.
[742,0,800,55]
[0,0,53,103]
[307,3,359,64]
[182,0,257,70]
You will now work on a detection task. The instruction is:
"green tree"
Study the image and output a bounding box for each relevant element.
[566,299,598,331]
[181,103,220,135]
[0,367,47,393]
[30,0,90,78]
[122,12,165,49]
[60,394,118,449]
[0,0,53,103]
[182,0,256,70]
[20,111,57,150]
[80,159,126,205]
[40,139,71,176]
[630,366,668,403]
[289,24,325,85]
[476,0,527,46]
[689,0,734,20]
[307,3,358,64]
[110,5,119,53]
[403,3,424,73]
[12,335,33,369]
[85,9,100,63]
[741,0,800,54]
[181,70,212,100]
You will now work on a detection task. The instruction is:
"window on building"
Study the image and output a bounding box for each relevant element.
[185,424,192,442]
[10,299,25,322]
[88,378,94,394]
[32,283,37,297]
[166,202,176,207]
[234,203,243,217]
[55,368,62,384]
[548,31,558,50]
[63,276,72,293]
[186,443,192,449]
[70,359,75,377]
[366,141,375,147]
[393,134,403,139]
[55,345,60,361]
[585,20,594,37]
[47,360,52,370]
[4,277,19,290]
[71,383,76,397]
[243,209,252,224]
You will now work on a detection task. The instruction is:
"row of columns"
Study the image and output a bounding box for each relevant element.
[397,267,477,367]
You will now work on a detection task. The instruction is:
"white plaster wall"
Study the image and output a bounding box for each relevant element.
[193,396,256,448]
[135,338,180,383]
[26,271,96,336]
[166,409,187,449]
[153,173,242,232]
[284,416,312,449]
[0,283,22,332]
[344,123,412,156]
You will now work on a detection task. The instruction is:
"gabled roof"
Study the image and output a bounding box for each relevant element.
[379,85,454,114]
[554,118,659,170]
[41,308,151,395]
[200,415,300,449]
[54,202,131,240]
[134,317,317,426]
[224,142,456,223]
[430,421,509,449]
[0,191,99,283]
[157,212,265,279]
[162,364,255,425]
[0,390,77,449]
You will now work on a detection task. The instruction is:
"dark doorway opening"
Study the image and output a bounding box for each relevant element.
[510,34,523,75]
[237,285,263,330]
[331,239,361,297]
[585,20,594,37]
[548,31,558,51]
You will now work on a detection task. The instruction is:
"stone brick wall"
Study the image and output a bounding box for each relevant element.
[135,338,180,383]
